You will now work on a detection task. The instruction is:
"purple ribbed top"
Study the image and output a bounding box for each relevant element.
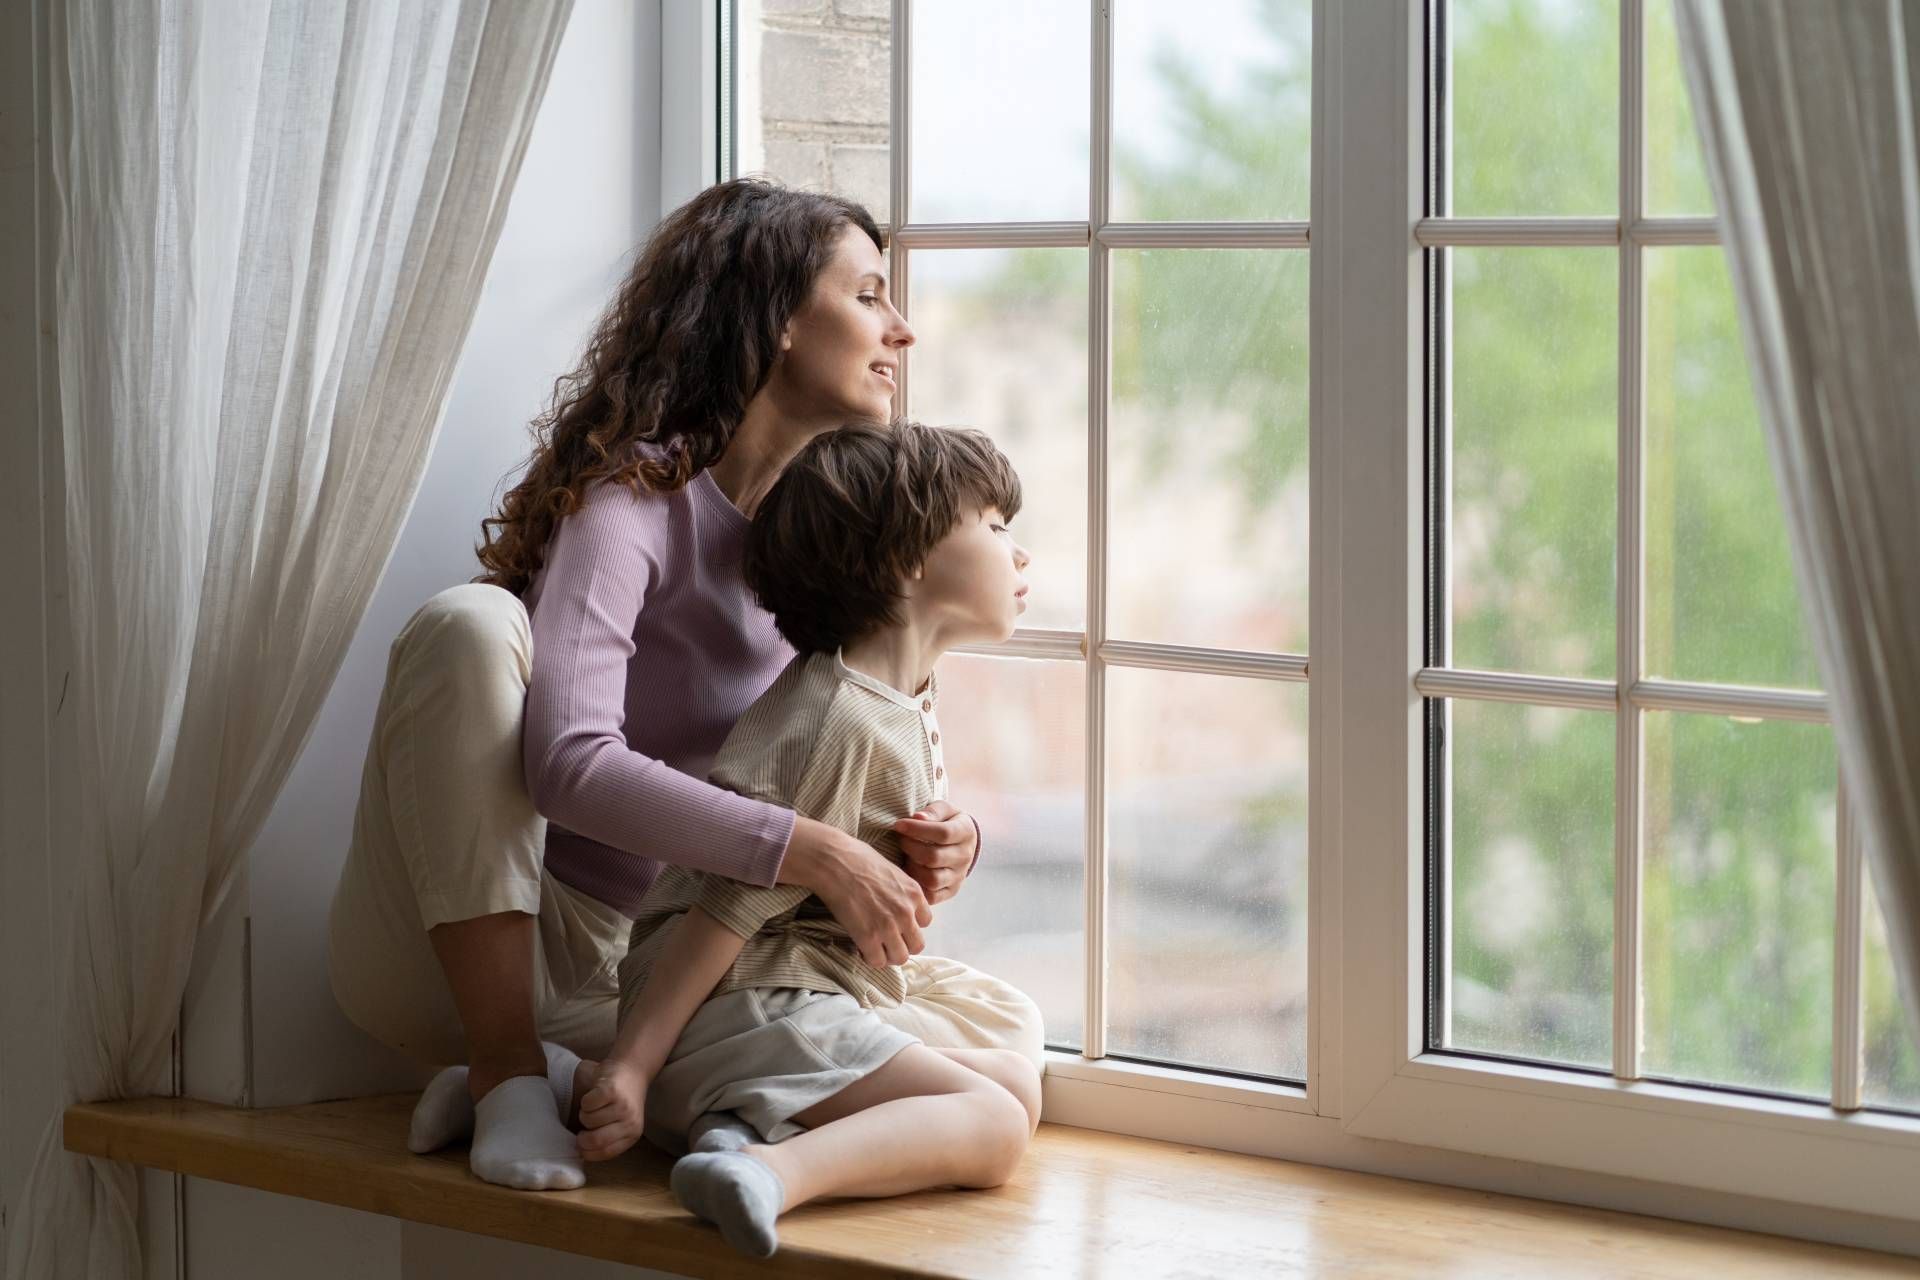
[521,469,798,917]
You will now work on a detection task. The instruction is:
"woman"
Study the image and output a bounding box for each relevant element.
[327,180,1043,1191]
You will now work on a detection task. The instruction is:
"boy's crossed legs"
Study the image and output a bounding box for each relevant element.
[671,1045,1041,1258]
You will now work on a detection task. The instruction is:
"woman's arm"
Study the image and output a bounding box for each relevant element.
[777,819,931,967]
[521,481,793,887]
[576,907,745,1161]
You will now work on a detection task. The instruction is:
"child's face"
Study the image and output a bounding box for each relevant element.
[911,506,1031,645]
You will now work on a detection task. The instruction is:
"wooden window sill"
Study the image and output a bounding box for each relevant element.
[63,1095,1908,1278]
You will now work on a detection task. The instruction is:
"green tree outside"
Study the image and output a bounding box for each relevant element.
[972,0,1918,1105]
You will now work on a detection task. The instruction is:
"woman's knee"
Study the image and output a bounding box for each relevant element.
[398,583,531,680]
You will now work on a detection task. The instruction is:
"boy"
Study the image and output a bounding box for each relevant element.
[575,422,1041,1258]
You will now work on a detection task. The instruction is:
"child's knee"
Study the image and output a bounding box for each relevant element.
[983,1048,1042,1133]
[958,1076,1033,1189]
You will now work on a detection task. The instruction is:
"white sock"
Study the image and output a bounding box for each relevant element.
[408,1042,582,1155]
[469,1075,585,1191]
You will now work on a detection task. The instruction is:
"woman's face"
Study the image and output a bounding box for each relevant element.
[772,224,915,425]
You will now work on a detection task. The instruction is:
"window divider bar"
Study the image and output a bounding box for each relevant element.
[1083,0,1115,1064]
[1416,668,1832,722]
[1613,0,1648,1085]
[1834,778,1867,1111]
[1412,217,1721,248]
[951,629,1088,663]
[1100,639,1308,683]
[888,0,911,414]
[1098,221,1310,248]
[1414,217,1619,247]
[1632,216,1720,246]
[893,221,1092,249]
[891,221,1315,250]
[1414,667,1617,711]
[1630,677,1829,723]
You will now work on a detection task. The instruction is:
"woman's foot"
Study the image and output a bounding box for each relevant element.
[407,1042,588,1154]
[469,1076,585,1191]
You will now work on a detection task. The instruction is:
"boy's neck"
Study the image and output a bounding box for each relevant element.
[840,623,941,698]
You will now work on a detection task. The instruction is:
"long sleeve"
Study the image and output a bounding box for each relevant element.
[522,480,795,888]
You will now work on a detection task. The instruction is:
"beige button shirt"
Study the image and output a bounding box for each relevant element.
[619,648,948,1014]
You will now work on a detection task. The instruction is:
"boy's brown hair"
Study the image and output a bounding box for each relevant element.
[745,421,1023,654]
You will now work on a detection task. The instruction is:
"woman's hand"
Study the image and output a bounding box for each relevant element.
[576,1060,650,1162]
[783,815,930,967]
[892,800,978,906]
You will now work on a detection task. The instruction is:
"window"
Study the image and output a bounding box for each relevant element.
[1421,0,1920,1117]
[727,0,1315,1085]
[715,0,1920,1231]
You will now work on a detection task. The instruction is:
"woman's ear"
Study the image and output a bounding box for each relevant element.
[778,322,793,354]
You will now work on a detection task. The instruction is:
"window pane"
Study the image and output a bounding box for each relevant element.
[1865,873,1920,1113]
[925,654,1086,1052]
[1644,247,1819,690]
[1112,0,1310,222]
[908,0,1087,223]
[907,249,1088,632]
[1444,698,1614,1070]
[1107,669,1307,1079]
[736,0,892,222]
[1110,249,1308,654]
[1448,0,1617,216]
[1450,248,1617,677]
[1645,0,1714,216]
[1642,714,1835,1099]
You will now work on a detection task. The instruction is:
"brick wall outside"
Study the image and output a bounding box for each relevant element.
[749,0,892,221]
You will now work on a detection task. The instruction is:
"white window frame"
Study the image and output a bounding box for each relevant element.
[701,0,1920,1241]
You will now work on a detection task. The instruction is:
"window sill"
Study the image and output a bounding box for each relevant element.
[62,1093,1910,1276]
[1041,1049,1315,1114]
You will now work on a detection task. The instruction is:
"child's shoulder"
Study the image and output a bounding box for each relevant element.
[710,652,844,798]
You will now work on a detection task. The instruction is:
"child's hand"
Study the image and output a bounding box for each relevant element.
[576,1061,649,1162]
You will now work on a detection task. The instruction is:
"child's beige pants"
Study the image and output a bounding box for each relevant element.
[327,584,1045,1070]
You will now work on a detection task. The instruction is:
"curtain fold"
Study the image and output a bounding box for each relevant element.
[7,2,574,1275]
[1674,0,1920,1062]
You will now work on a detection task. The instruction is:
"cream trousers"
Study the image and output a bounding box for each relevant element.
[327,583,1045,1069]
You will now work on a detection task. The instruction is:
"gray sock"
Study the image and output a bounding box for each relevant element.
[686,1111,760,1154]
[670,1151,785,1258]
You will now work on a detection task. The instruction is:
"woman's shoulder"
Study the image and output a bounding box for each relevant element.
[563,460,718,539]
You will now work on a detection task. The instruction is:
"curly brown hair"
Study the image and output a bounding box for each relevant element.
[744,421,1023,654]
[474,179,884,597]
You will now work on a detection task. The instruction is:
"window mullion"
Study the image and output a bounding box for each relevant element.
[1833,780,1867,1110]
[888,0,911,413]
[1082,0,1115,1063]
[1614,0,1648,1085]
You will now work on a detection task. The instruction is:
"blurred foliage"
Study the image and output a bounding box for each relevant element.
[966,0,1918,1104]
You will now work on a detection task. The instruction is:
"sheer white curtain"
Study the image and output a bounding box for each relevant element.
[1675,1,1920,1055]
[7,1,573,1275]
